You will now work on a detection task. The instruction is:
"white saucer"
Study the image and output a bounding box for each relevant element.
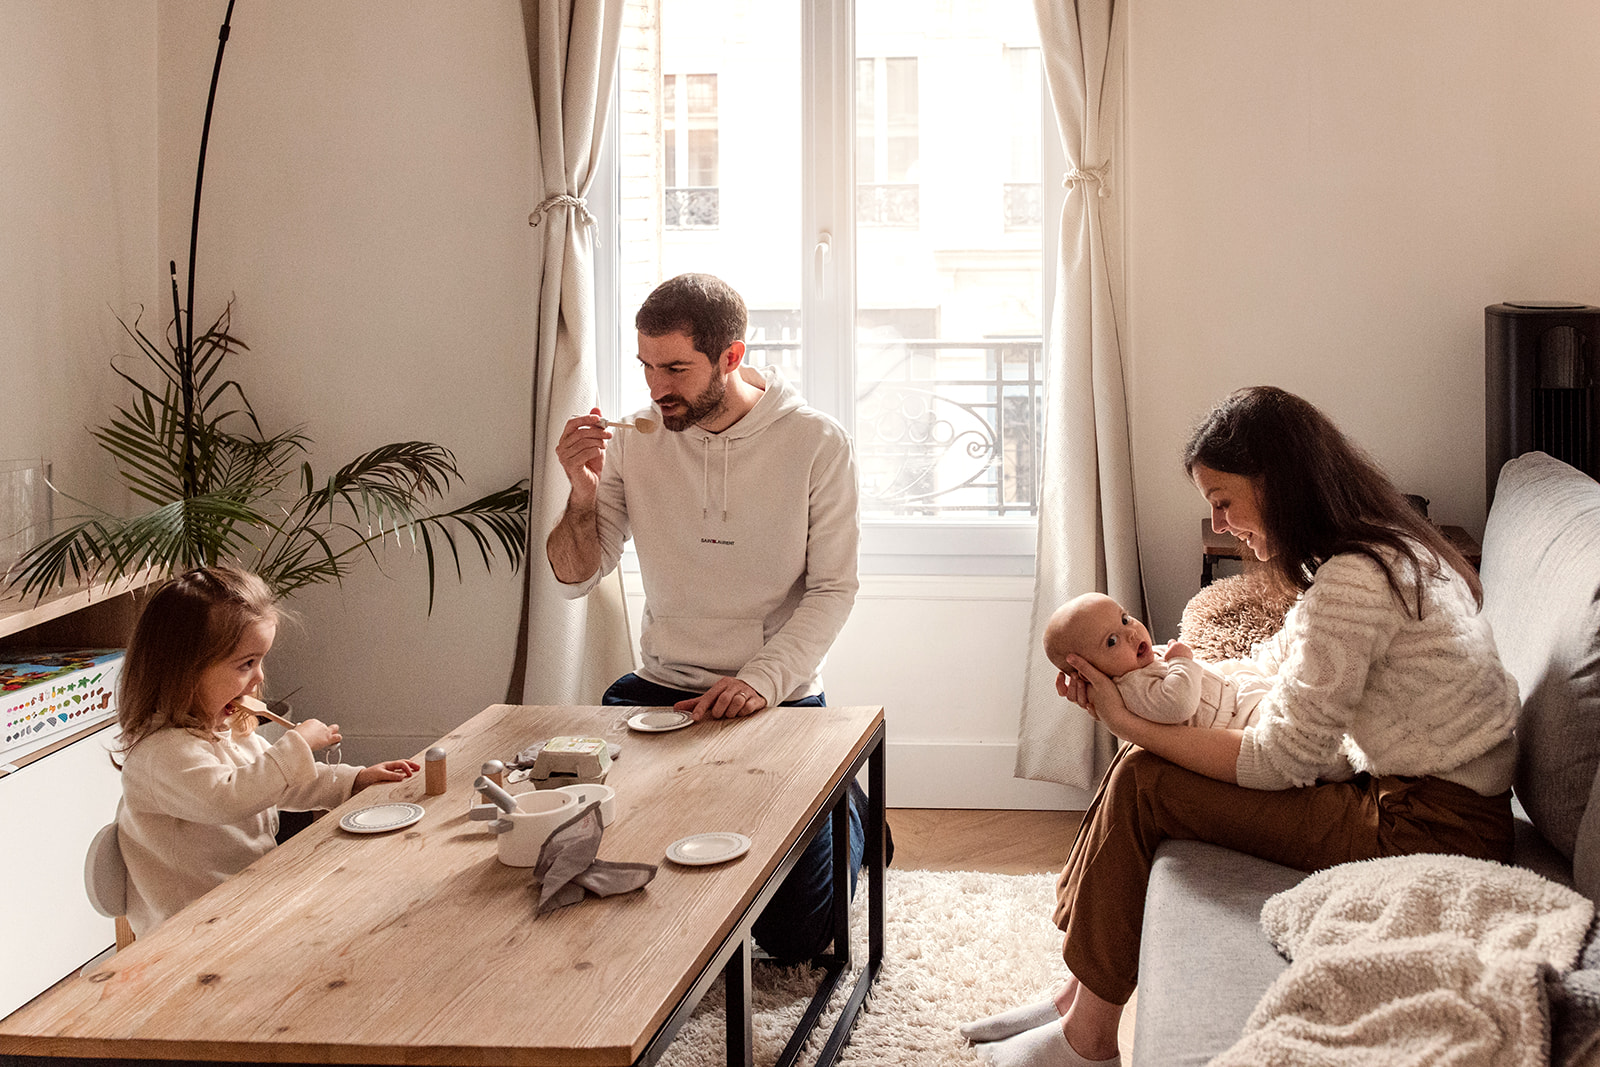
[627,709,694,733]
[339,802,425,834]
[666,832,752,866]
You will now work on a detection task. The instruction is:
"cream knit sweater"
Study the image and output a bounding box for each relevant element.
[1234,548,1519,792]
[117,725,359,936]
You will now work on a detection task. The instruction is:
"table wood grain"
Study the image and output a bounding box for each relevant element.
[0,704,884,1066]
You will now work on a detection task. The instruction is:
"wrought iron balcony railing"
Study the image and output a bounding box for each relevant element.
[664,187,719,228]
[856,183,920,227]
[744,337,1045,517]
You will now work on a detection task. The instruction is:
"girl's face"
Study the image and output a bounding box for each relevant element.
[197,617,277,728]
[1192,463,1270,561]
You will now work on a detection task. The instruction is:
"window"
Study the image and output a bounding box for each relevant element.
[1005,46,1042,230]
[598,0,1056,569]
[663,73,719,228]
[856,57,919,227]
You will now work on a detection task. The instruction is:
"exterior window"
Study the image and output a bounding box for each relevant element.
[607,0,1047,540]
[855,57,919,227]
[663,73,719,228]
[1005,46,1042,230]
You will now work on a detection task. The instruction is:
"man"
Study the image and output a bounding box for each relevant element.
[546,272,870,962]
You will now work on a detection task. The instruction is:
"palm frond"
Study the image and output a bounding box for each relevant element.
[24,297,529,612]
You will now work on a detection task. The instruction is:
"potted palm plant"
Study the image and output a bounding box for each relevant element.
[3,1,528,610]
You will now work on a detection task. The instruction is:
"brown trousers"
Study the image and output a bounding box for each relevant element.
[1052,745,1514,1005]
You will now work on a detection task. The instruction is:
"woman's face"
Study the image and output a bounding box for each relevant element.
[1192,463,1270,561]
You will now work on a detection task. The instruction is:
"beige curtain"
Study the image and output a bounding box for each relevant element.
[1013,0,1143,789]
[515,0,635,704]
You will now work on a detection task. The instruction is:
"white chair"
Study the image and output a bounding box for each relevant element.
[83,822,134,950]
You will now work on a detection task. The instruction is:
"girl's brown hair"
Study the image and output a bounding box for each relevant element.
[1182,386,1480,616]
[115,566,282,762]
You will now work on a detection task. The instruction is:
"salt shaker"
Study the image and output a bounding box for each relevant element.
[425,747,448,795]
[481,759,505,789]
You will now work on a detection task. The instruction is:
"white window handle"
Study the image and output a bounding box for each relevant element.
[813,232,832,293]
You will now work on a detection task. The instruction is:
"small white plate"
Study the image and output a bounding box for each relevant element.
[666,832,752,866]
[627,709,694,733]
[339,802,425,834]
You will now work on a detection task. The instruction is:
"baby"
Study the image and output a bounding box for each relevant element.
[1043,592,1270,729]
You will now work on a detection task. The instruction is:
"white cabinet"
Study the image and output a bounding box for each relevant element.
[0,577,151,1018]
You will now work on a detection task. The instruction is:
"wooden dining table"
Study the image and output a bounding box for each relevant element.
[0,703,887,1067]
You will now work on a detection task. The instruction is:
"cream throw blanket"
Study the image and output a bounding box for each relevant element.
[1211,854,1594,1067]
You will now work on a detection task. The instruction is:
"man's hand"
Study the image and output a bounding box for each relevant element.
[554,408,612,504]
[676,677,769,721]
[546,409,612,584]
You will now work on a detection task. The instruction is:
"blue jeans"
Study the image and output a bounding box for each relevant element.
[603,672,867,963]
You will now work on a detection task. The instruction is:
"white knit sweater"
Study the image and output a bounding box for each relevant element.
[1234,548,1519,792]
[117,725,359,936]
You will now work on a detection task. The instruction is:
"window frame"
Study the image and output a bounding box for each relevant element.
[591,0,1063,576]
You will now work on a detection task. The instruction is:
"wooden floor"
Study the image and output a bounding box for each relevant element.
[887,807,1082,874]
[888,809,1136,1066]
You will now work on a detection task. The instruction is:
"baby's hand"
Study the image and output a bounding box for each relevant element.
[292,718,341,752]
[353,759,421,794]
[1162,640,1194,661]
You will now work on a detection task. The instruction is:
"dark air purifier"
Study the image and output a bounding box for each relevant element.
[1485,301,1600,505]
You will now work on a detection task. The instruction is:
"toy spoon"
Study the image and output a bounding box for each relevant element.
[475,775,522,813]
[598,416,659,434]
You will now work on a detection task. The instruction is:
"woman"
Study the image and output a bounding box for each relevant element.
[965,386,1519,1067]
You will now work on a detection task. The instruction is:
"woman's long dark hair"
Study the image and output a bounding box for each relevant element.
[1183,386,1480,616]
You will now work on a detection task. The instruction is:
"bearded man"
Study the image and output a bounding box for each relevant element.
[546,272,869,963]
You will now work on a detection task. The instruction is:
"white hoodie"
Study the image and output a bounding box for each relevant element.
[557,365,860,707]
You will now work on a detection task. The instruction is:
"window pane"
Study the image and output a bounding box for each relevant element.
[855,1,1044,519]
[619,0,803,419]
[686,73,717,115]
[856,59,876,185]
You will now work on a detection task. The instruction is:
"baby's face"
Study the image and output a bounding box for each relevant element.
[1063,595,1155,678]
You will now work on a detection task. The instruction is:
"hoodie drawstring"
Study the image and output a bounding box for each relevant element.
[699,436,732,521]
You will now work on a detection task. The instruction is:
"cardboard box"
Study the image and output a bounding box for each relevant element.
[1,649,123,760]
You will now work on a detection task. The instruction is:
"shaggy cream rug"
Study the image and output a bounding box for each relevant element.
[659,868,1067,1067]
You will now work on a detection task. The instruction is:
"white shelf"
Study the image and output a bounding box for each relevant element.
[0,571,161,642]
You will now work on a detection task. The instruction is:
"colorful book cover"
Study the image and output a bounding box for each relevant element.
[0,649,124,759]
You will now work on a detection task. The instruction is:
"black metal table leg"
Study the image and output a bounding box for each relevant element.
[724,935,753,1067]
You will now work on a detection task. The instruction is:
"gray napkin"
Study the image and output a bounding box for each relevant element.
[531,803,657,915]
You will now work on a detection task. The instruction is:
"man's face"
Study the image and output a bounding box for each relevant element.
[637,330,728,432]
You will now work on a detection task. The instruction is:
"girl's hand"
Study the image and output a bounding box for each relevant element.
[1163,640,1194,661]
[353,759,421,794]
[293,718,341,752]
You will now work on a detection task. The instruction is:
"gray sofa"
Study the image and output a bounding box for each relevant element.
[1132,451,1600,1066]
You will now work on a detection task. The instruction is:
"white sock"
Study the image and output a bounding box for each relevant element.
[959,1000,1062,1043]
[974,1020,1120,1067]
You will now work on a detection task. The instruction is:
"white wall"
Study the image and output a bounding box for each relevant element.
[154,1,536,761]
[12,1,1600,812]
[1125,1,1600,638]
[0,1,158,524]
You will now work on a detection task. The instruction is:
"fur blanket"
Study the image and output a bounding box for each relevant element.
[1210,854,1594,1067]
[1179,572,1296,662]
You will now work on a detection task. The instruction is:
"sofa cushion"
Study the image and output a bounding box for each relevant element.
[1481,452,1600,895]
[1132,840,1305,1067]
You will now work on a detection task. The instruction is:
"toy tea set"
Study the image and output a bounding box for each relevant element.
[447,735,618,865]
[340,713,738,914]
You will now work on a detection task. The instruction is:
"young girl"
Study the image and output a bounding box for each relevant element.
[114,566,419,936]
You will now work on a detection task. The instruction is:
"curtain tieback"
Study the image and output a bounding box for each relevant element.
[1064,163,1111,198]
[529,194,595,228]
